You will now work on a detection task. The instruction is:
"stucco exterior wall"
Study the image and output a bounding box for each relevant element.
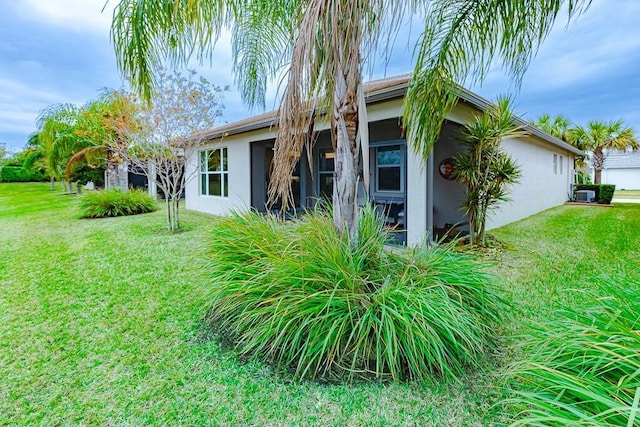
[486,135,574,230]
[184,129,275,216]
[184,96,578,244]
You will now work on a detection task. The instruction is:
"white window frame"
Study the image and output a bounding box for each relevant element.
[553,154,558,174]
[374,144,405,194]
[200,147,229,197]
[560,155,564,174]
[317,148,335,198]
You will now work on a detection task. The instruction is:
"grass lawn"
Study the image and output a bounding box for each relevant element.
[1,182,639,425]
[614,189,640,199]
[490,202,640,322]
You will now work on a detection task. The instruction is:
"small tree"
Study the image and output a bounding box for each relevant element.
[123,69,228,231]
[64,91,139,191]
[453,97,523,247]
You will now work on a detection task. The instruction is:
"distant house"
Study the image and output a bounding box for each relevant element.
[601,151,640,190]
[184,75,583,245]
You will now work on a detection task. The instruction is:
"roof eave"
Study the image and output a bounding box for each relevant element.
[198,76,585,157]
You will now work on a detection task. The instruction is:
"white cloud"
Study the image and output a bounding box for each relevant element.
[8,0,114,33]
[0,78,70,105]
[0,109,39,134]
[472,0,640,106]
[0,77,83,149]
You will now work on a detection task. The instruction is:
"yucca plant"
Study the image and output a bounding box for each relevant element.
[453,97,523,247]
[506,275,640,426]
[79,188,158,218]
[205,205,505,382]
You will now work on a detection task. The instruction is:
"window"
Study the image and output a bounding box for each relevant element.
[200,148,228,197]
[560,155,564,174]
[318,149,335,199]
[553,154,558,174]
[375,145,403,192]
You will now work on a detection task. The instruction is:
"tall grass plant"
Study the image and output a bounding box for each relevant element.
[79,188,157,218]
[206,205,505,382]
[507,274,640,426]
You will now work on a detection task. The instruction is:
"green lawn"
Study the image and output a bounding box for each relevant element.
[615,189,640,199]
[1,182,639,426]
[490,202,640,322]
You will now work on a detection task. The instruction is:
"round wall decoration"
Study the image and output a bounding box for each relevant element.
[438,158,456,180]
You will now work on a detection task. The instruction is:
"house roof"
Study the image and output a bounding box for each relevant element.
[604,151,640,169]
[196,74,585,156]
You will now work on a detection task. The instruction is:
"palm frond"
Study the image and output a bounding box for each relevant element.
[65,146,109,181]
[111,0,230,102]
[405,0,592,162]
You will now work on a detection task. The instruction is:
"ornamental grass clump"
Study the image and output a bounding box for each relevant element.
[507,275,640,426]
[206,205,505,382]
[79,188,158,218]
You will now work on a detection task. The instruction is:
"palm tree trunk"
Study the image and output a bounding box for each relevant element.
[332,73,360,242]
[592,147,604,184]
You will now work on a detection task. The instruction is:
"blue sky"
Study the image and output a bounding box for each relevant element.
[1,0,639,154]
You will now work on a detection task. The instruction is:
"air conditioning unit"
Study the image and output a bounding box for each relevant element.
[576,190,596,203]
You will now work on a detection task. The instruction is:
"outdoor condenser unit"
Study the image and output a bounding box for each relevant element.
[575,190,596,203]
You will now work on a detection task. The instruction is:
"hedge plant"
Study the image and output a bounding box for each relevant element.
[205,205,506,382]
[0,166,47,182]
[574,184,616,204]
[598,184,615,204]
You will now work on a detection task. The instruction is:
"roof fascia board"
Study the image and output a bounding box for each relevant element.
[201,79,585,157]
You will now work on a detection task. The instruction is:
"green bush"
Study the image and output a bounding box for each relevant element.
[574,184,616,204]
[506,275,640,426]
[598,184,616,204]
[205,205,505,382]
[0,166,47,182]
[69,164,105,186]
[79,188,158,218]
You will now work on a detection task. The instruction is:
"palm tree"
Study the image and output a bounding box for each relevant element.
[22,132,57,190]
[64,91,136,189]
[536,114,572,142]
[568,120,638,184]
[37,93,137,191]
[111,0,592,239]
[37,103,88,191]
[37,103,79,178]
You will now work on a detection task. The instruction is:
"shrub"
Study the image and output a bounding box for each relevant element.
[205,205,505,382]
[598,184,616,204]
[79,188,158,218]
[0,166,47,182]
[574,184,616,204]
[69,164,105,186]
[506,275,640,426]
